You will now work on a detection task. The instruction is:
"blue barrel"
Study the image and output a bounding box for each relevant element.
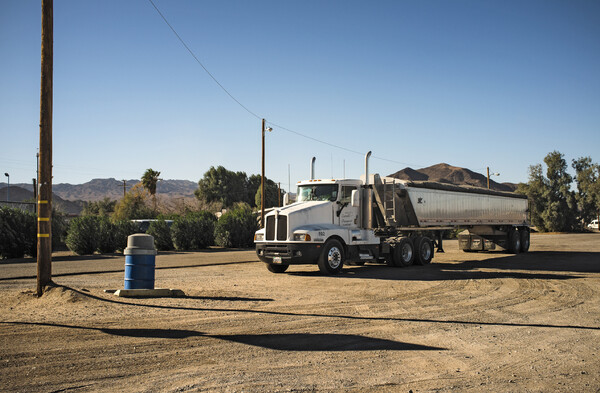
[124,234,156,290]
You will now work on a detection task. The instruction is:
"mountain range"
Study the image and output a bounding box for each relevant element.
[1,178,197,202]
[388,163,518,192]
[0,178,198,215]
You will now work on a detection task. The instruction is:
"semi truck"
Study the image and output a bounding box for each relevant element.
[254,152,530,275]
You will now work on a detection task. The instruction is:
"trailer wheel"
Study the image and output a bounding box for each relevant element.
[508,229,521,254]
[266,263,289,273]
[392,237,414,267]
[318,239,344,275]
[519,228,530,253]
[414,236,434,265]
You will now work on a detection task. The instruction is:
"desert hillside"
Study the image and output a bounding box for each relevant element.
[2,178,197,202]
[388,163,518,192]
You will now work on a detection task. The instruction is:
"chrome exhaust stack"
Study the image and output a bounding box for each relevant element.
[362,151,373,229]
[364,151,372,185]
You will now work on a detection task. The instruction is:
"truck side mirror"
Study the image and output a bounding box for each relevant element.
[351,189,360,207]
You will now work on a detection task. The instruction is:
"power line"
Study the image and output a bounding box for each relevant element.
[147,0,427,169]
[266,120,425,167]
[147,0,261,120]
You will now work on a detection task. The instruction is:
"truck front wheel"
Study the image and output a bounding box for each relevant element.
[267,263,289,273]
[318,239,344,275]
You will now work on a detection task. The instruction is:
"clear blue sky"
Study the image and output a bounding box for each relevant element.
[1,0,599,192]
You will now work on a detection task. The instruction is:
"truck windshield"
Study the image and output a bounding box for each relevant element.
[297,184,339,202]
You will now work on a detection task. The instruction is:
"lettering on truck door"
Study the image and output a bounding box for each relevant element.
[339,185,359,228]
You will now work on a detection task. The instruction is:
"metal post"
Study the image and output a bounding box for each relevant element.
[32,179,37,213]
[3,173,8,201]
[36,152,39,196]
[37,0,53,296]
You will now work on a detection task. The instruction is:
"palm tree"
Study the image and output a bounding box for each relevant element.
[141,168,161,211]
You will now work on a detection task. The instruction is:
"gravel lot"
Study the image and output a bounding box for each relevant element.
[1,233,599,392]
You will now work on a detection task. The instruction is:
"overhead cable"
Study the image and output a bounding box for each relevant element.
[147,0,425,169]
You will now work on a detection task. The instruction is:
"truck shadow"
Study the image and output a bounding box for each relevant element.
[2,321,443,351]
[434,251,600,274]
[288,251,599,281]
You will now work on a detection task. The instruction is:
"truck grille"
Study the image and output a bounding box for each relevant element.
[277,216,287,240]
[266,215,288,241]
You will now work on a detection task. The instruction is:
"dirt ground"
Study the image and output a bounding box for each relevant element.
[1,233,599,392]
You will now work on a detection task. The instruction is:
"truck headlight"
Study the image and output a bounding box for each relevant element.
[293,233,311,241]
[254,233,264,241]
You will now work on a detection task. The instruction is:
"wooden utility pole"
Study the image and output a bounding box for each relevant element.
[37,0,53,296]
[261,119,266,227]
[487,167,490,189]
[122,179,127,198]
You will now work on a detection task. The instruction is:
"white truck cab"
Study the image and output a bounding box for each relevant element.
[254,178,380,274]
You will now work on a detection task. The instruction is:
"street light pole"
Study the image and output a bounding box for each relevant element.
[487,167,500,190]
[3,173,8,202]
[260,119,272,228]
[261,119,265,227]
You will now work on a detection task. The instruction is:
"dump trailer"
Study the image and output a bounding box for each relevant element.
[254,152,530,275]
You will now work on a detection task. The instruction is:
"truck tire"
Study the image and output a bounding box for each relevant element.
[318,239,344,275]
[414,236,434,265]
[519,228,530,253]
[508,229,521,254]
[266,263,289,273]
[392,237,414,267]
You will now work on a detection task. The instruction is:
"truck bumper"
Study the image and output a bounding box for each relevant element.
[255,242,322,265]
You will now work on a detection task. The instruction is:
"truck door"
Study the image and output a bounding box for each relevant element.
[338,185,359,228]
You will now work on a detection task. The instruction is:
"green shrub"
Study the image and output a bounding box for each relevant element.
[0,207,36,259]
[65,215,99,255]
[112,184,156,221]
[113,219,137,252]
[147,219,174,251]
[171,211,216,250]
[214,205,257,248]
[52,210,68,251]
[96,216,117,254]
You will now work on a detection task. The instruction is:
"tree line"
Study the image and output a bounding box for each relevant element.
[5,154,596,259]
[194,165,285,210]
[517,151,599,232]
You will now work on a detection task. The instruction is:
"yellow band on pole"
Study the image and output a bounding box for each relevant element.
[37,234,50,238]
[38,217,50,221]
[38,200,49,204]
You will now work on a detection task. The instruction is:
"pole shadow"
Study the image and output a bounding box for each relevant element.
[16,285,600,332]
[0,260,258,282]
[1,321,442,351]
